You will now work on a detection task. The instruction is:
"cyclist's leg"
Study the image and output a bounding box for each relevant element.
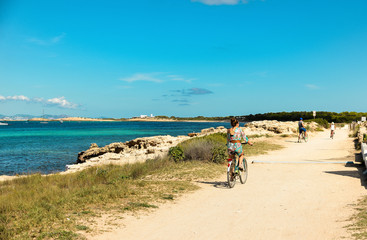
[238,153,244,170]
[234,145,244,169]
[301,128,307,137]
[228,152,235,174]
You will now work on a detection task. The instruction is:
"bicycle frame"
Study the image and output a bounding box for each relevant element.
[227,142,250,188]
[227,157,236,172]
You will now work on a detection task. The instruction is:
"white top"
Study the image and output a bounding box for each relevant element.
[331,124,335,130]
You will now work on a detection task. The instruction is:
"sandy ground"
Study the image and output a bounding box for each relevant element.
[89,128,366,240]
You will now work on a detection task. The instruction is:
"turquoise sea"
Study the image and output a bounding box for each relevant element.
[0,121,230,175]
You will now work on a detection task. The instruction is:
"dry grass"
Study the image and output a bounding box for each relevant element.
[348,197,367,239]
[0,158,202,240]
[244,141,284,156]
[0,136,283,239]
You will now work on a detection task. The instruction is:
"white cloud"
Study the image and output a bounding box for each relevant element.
[167,75,195,83]
[305,84,320,90]
[167,75,184,81]
[120,73,163,83]
[191,0,248,5]
[27,33,66,46]
[46,97,78,109]
[121,72,195,84]
[0,95,30,101]
[0,95,78,109]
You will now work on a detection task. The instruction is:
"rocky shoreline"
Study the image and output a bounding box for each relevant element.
[66,126,228,173]
[0,120,322,180]
[67,120,318,174]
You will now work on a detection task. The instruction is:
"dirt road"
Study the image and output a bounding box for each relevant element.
[91,128,366,240]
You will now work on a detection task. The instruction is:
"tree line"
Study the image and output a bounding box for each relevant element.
[239,111,367,123]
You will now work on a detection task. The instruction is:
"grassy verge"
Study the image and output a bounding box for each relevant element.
[0,158,203,239]
[1,136,282,239]
[243,141,283,156]
[348,197,367,239]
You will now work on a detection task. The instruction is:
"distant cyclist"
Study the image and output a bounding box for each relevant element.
[298,118,308,139]
[330,122,335,138]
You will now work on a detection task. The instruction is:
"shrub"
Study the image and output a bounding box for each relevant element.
[168,146,185,162]
[211,145,228,164]
[305,118,329,129]
[169,133,228,164]
[349,125,360,138]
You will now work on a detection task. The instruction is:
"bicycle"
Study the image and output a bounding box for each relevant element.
[298,131,308,143]
[330,130,335,139]
[227,143,249,188]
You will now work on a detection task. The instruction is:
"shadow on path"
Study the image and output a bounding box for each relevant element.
[197,180,229,189]
[324,153,367,189]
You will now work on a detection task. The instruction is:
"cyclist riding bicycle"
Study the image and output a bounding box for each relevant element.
[227,117,252,171]
[330,122,335,138]
[298,117,308,139]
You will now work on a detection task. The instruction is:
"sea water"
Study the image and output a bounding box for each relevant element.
[0,121,230,175]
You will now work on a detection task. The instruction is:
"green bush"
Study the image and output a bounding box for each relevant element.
[169,133,228,164]
[305,118,329,128]
[350,125,360,138]
[211,145,228,164]
[168,146,185,162]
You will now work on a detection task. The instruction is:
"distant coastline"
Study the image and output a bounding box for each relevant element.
[0,117,227,123]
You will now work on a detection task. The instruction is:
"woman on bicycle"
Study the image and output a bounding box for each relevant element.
[227,117,252,170]
[330,122,335,138]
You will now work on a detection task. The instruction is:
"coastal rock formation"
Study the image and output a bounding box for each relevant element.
[68,135,191,173]
[243,120,319,135]
[67,120,323,174]
[187,126,226,137]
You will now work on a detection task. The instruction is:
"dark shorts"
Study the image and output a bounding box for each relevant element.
[299,127,306,133]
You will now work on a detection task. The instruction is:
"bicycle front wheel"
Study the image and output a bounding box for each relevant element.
[227,162,236,188]
[239,158,248,184]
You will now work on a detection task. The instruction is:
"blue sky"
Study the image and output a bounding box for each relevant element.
[1,0,367,118]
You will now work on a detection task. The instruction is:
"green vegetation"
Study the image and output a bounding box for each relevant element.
[170,133,228,164]
[169,132,283,163]
[349,197,367,239]
[305,118,329,128]
[1,133,283,239]
[0,159,201,240]
[242,111,367,123]
[168,146,185,162]
[350,125,360,138]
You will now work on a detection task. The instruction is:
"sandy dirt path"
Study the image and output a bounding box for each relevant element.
[90,128,366,240]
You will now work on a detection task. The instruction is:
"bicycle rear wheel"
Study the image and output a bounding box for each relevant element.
[239,158,248,184]
[227,162,236,188]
